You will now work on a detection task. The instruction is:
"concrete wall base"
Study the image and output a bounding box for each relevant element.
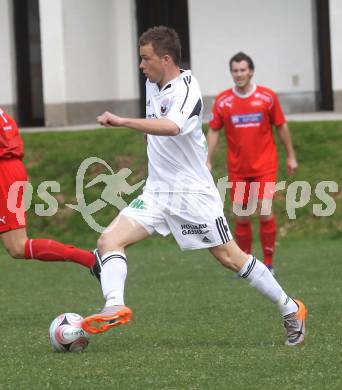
[202,91,318,122]
[1,104,17,120]
[333,90,342,112]
[44,99,140,126]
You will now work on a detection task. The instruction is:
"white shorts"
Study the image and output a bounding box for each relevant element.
[121,190,232,250]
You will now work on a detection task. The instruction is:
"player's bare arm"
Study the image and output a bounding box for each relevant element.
[206,128,220,171]
[276,123,298,175]
[97,111,180,136]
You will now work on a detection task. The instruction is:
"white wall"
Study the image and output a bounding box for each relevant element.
[40,0,138,105]
[0,0,16,105]
[112,0,139,100]
[330,0,342,90]
[4,0,339,120]
[39,0,138,105]
[62,0,117,102]
[188,0,317,96]
[39,0,67,104]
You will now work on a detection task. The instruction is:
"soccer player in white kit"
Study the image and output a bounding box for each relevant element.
[82,26,307,345]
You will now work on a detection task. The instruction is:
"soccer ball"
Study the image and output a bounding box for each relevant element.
[49,313,90,352]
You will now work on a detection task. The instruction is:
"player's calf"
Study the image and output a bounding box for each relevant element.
[209,240,250,272]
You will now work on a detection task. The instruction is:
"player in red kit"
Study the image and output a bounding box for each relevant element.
[0,107,97,271]
[207,52,298,274]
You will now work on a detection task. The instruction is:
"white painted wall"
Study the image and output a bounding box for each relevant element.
[188,0,317,96]
[39,0,67,104]
[112,0,139,100]
[330,0,342,90]
[3,0,338,116]
[39,0,138,104]
[0,0,16,105]
[62,0,117,102]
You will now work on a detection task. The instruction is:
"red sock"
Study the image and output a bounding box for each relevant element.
[24,239,96,269]
[235,220,252,254]
[259,217,276,267]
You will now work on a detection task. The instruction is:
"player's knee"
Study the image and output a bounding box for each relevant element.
[5,243,25,259]
[259,214,274,222]
[212,242,248,272]
[97,235,108,253]
[97,233,126,254]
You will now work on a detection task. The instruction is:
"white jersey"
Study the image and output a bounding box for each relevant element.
[144,70,216,194]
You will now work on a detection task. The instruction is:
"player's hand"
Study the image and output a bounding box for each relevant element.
[97,111,124,127]
[206,160,213,172]
[286,157,298,175]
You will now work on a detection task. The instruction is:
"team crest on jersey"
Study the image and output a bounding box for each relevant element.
[160,98,170,116]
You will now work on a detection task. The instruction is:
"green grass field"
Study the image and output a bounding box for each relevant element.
[0,121,341,389]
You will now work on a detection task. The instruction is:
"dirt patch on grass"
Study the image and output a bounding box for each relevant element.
[24,152,44,169]
[115,155,135,169]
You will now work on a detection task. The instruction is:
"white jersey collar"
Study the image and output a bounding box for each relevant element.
[233,83,256,99]
[150,70,192,93]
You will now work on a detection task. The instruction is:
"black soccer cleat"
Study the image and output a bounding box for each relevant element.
[90,248,102,283]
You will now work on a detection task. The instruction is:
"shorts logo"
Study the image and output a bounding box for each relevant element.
[181,223,209,235]
[129,198,145,210]
[0,216,6,224]
[202,236,212,243]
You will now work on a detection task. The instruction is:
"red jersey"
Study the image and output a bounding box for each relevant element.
[209,84,286,176]
[0,108,24,159]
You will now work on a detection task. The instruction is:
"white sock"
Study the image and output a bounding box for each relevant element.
[99,251,127,307]
[239,256,298,316]
[277,291,298,317]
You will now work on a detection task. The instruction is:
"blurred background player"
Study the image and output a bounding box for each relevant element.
[207,52,298,274]
[0,107,96,270]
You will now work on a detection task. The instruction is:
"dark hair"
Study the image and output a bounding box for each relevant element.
[229,52,255,71]
[139,26,181,66]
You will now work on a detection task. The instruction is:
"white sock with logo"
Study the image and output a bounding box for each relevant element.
[238,256,298,316]
[99,251,127,307]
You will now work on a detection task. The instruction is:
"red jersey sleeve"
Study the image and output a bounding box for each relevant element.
[0,108,24,159]
[268,91,286,127]
[208,96,224,130]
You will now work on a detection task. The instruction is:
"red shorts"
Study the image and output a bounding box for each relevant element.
[0,158,28,233]
[229,172,277,205]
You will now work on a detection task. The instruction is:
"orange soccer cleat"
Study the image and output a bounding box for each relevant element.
[82,305,133,334]
[283,299,307,346]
